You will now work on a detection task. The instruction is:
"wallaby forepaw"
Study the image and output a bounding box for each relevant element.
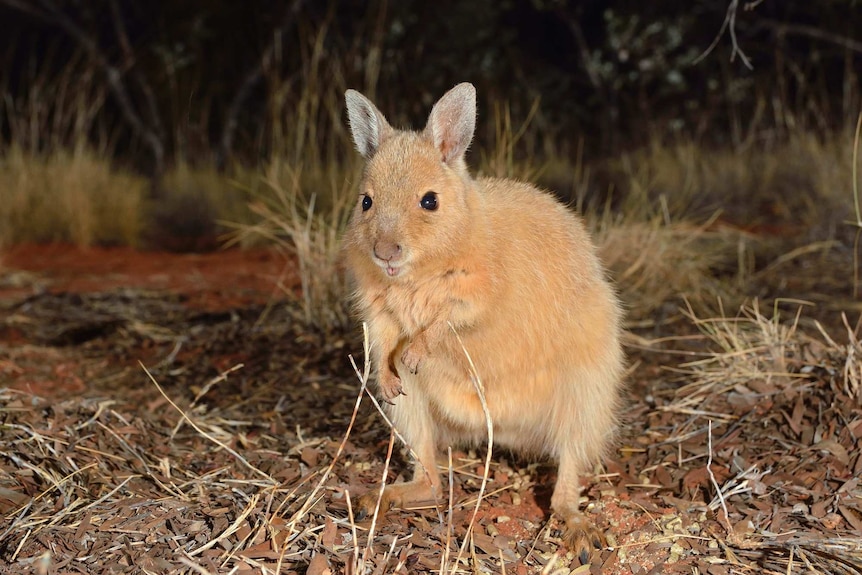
[563,514,606,565]
[400,343,423,374]
[378,371,404,402]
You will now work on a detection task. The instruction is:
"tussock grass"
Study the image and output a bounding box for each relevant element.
[575,129,858,325]
[600,131,855,232]
[671,299,813,409]
[2,123,852,332]
[226,161,359,331]
[224,34,360,330]
[0,146,146,247]
[597,218,744,324]
[814,312,862,403]
[665,298,861,431]
[0,150,263,250]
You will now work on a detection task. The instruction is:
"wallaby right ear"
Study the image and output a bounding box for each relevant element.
[345,89,393,158]
[425,83,476,166]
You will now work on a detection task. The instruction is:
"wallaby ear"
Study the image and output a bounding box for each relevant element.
[345,89,393,158]
[425,83,477,165]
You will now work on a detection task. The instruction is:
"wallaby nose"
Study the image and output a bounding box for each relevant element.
[374,240,402,262]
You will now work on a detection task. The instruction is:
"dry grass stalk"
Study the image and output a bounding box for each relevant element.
[227,166,354,331]
[852,112,862,298]
[597,217,741,322]
[361,428,396,569]
[706,420,732,536]
[814,312,862,404]
[670,299,812,410]
[447,323,494,574]
[851,110,862,228]
[143,361,276,484]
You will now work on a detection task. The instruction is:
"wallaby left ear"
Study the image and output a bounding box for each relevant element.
[345,89,393,159]
[424,83,476,166]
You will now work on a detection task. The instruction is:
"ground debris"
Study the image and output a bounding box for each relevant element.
[2,251,862,574]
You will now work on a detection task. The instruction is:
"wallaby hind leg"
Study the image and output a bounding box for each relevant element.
[551,450,606,565]
[355,474,441,520]
[355,392,442,519]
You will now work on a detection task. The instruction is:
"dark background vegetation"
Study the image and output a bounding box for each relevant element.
[2,0,860,176]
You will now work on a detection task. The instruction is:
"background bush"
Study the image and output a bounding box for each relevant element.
[1,0,859,169]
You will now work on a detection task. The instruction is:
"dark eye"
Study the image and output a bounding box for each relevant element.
[361,195,373,212]
[420,191,438,211]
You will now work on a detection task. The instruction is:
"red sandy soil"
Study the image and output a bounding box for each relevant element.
[0,244,298,397]
[0,244,295,311]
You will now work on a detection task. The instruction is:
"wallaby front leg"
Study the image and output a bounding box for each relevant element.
[369,316,405,401]
[400,321,449,374]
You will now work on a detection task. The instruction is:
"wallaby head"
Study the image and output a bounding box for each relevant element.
[343,83,478,280]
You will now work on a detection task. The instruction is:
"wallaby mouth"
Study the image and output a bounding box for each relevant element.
[370,251,404,277]
[372,240,406,278]
[383,262,402,277]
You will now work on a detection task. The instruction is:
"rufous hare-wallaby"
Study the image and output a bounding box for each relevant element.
[341,82,625,562]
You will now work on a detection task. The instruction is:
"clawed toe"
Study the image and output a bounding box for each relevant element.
[563,516,607,565]
[378,371,404,402]
[354,490,392,522]
[400,351,420,374]
[381,385,403,402]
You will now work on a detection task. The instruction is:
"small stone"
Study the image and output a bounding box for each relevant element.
[821,513,843,529]
[688,522,701,534]
[618,547,628,562]
[667,542,685,563]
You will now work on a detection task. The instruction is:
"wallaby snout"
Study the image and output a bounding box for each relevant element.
[373,239,402,262]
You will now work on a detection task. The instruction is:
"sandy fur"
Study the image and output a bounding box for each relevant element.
[342,84,625,553]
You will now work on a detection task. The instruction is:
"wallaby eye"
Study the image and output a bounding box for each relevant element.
[361,195,373,212]
[420,191,438,211]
